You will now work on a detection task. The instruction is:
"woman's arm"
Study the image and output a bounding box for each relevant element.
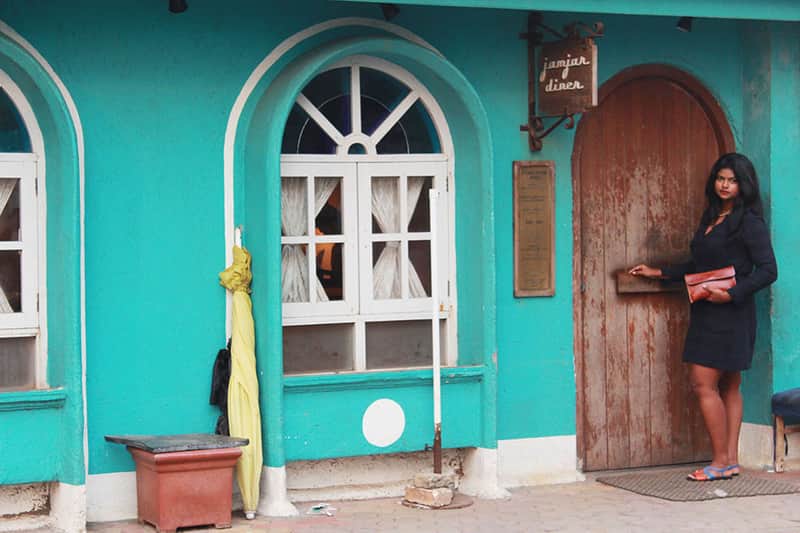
[659,260,696,281]
[629,259,695,280]
[727,213,778,304]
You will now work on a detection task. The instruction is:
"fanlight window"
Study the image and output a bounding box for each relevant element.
[281,65,441,155]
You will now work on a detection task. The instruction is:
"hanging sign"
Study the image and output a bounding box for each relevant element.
[513,160,555,297]
[537,37,597,117]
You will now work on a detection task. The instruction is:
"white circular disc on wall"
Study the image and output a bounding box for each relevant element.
[362,398,406,447]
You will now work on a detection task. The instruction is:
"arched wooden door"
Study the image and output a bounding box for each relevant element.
[573,65,735,471]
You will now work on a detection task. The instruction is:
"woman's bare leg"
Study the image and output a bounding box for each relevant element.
[689,363,729,468]
[719,371,743,466]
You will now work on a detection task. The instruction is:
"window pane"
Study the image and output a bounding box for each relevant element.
[0,337,35,391]
[373,241,401,299]
[409,240,431,298]
[0,179,20,241]
[407,176,432,232]
[317,95,351,138]
[281,103,309,154]
[360,67,410,135]
[315,178,341,235]
[0,89,31,153]
[376,100,440,154]
[302,68,349,111]
[365,320,446,369]
[404,100,440,153]
[371,176,400,233]
[0,250,21,312]
[375,121,410,154]
[283,323,353,374]
[281,178,308,237]
[297,118,338,155]
[282,244,309,303]
[290,68,351,149]
[316,243,343,301]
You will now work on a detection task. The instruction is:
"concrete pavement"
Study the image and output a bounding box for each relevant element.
[87,467,800,533]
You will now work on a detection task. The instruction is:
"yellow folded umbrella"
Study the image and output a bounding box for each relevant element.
[219,245,262,515]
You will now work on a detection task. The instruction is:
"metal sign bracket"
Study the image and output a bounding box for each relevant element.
[519,12,603,152]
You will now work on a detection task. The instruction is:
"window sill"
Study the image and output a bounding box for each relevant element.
[0,388,66,412]
[284,365,484,393]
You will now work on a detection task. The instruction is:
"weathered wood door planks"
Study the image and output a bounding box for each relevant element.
[574,66,735,471]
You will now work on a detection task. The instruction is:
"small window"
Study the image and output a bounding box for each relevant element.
[280,59,452,376]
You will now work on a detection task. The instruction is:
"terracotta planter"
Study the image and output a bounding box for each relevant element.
[129,446,242,533]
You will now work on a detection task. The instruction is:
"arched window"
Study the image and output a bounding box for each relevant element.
[0,78,43,391]
[280,57,454,374]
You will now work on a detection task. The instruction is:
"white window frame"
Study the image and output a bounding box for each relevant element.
[280,57,458,371]
[0,70,47,389]
[357,160,448,316]
[0,156,38,330]
[281,161,358,318]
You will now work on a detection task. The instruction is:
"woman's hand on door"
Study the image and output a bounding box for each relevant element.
[628,264,662,279]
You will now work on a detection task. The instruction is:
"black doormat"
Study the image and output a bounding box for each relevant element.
[596,470,800,501]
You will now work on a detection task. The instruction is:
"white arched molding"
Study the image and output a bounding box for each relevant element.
[223,18,445,338]
[0,18,87,533]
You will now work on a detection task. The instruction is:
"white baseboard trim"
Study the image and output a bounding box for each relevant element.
[739,422,774,470]
[258,466,298,517]
[86,471,137,523]
[460,447,511,499]
[50,482,86,533]
[498,436,584,487]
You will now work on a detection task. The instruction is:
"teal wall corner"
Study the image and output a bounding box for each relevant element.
[740,21,774,425]
[768,22,800,396]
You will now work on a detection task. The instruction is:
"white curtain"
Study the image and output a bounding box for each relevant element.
[281,177,339,303]
[0,180,16,313]
[372,177,428,299]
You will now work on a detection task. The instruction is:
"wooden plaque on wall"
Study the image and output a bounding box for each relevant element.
[513,160,555,297]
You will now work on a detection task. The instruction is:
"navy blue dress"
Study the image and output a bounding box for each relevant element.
[661,208,777,371]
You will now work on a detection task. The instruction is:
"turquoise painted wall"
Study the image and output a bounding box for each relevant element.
[740,22,774,425]
[284,371,483,460]
[0,0,794,480]
[769,22,800,395]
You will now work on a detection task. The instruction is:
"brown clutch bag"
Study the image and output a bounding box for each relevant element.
[684,266,736,303]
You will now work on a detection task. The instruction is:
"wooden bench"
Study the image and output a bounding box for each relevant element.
[105,433,248,532]
[772,388,800,473]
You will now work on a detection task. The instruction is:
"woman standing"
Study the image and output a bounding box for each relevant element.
[629,153,777,481]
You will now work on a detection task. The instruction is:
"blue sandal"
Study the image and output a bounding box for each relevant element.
[687,465,733,481]
[725,464,741,477]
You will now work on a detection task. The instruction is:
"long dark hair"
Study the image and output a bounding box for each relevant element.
[701,152,763,226]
